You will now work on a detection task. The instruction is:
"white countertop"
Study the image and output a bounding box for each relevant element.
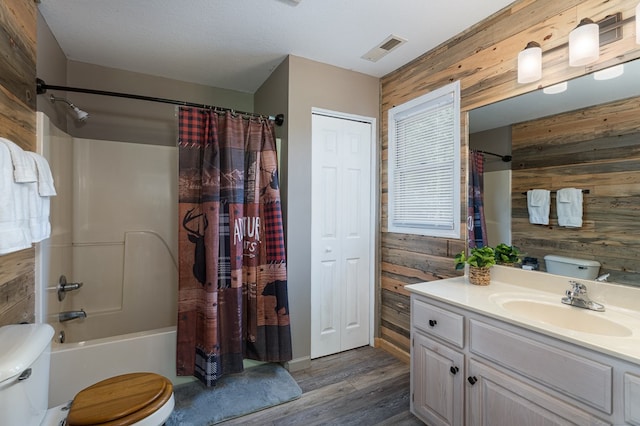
[405,266,640,365]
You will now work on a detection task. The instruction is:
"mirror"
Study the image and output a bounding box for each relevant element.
[469,59,640,287]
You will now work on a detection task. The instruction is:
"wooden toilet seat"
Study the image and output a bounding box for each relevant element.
[66,372,174,426]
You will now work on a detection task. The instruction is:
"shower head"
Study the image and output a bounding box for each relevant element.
[49,94,90,122]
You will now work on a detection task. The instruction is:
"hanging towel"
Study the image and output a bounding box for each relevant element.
[25,151,57,196]
[26,179,51,242]
[527,189,550,225]
[557,188,583,228]
[0,142,32,255]
[0,137,37,183]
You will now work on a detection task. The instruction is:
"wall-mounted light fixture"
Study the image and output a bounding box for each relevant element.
[569,18,600,66]
[517,10,633,85]
[517,42,542,83]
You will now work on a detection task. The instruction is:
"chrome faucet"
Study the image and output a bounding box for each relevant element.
[561,281,605,312]
[59,309,87,322]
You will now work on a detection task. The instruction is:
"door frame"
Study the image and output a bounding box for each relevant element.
[311,107,378,348]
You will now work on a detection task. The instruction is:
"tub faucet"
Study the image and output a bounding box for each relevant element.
[59,309,87,322]
[561,281,605,312]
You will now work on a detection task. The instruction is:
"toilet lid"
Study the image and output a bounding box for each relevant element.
[67,372,173,426]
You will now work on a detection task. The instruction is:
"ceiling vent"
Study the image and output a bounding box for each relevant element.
[362,34,407,62]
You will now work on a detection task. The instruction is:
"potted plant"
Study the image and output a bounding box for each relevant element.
[454,246,496,286]
[494,243,522,267]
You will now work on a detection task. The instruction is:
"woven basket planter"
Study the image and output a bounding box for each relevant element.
[469,266,491,286]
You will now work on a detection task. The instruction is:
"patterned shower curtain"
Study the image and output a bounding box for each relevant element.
[176,108,291,387]
[468,151,488,248]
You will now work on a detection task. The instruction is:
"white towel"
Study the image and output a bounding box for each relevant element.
[0,137,37,183]
[26,180,51,243]
[527,189,550,225]
[557,188,583,228]
[0,143,32,255]
[25,151,57,196]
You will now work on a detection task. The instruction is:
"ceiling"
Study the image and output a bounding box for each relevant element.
[38,0,516,94]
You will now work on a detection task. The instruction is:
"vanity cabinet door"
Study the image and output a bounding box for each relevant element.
[624,372,640,425]
[412,332,464,426]
[466,359,610,426]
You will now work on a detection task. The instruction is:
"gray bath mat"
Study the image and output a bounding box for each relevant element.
[166,363,302,425]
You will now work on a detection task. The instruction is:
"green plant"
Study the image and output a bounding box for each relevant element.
[454,246,496,270]
[494,243,522,265]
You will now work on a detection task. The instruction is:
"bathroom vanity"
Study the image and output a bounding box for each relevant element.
[406,266,640,426]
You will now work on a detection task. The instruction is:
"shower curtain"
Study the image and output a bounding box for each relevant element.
[468,151,487,248]
[176,108,291,386]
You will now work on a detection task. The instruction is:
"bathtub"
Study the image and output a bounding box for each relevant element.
[36,113,188,407]
[48,326,194,407]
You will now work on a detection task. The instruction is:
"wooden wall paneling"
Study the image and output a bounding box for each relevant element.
[379,0,640,358]
[0,0,37,326]
[0,0,37,110]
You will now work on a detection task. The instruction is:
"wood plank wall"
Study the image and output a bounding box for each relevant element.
[512,96,640,285]
[0,0,38,326]
[379,0,640,357]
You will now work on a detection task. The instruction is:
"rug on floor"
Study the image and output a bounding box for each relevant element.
[166,363,302,425]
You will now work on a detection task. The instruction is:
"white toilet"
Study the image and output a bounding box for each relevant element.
[0,323,175,426]
[544,254,601,280]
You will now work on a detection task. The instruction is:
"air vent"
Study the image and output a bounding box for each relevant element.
[362,34,407,62]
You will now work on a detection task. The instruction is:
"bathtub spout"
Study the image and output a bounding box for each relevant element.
[59,309,87,322]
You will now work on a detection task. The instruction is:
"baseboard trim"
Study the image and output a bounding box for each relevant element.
[375,337,410,364]
[285,356,311,372]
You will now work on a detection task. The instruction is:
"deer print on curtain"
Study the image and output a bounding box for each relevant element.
[177,108,292,386]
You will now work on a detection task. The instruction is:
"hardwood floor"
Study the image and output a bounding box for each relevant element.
[221,346,424,425]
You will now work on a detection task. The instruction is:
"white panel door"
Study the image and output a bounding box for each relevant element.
[311,113,372,359]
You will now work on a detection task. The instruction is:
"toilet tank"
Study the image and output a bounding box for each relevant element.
[0,323,54,426]
[544,255,601,280]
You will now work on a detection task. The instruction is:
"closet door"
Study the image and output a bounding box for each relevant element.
[310,112,372,359]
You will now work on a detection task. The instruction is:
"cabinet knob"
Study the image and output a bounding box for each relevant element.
[450,366,459,375]
[467,376,478,385]
[428,319,437,327]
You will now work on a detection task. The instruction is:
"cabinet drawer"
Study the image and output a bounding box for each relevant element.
[469,319,612,414]
[412,297,464,348]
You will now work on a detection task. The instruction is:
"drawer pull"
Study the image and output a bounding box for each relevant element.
[428,319,437,327]
[450,366,459,375]
[467,376,478,385]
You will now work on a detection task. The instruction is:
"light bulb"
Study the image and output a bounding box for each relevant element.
[517,42,542,84]
[569,18,600,67]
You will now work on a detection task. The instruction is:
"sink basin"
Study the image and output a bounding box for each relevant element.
[500,300,633,337]
[487,292,638,337]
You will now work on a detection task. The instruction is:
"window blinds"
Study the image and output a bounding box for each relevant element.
[388,82,460,237]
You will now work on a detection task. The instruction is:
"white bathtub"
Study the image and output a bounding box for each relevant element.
[48,326,194,407]
[36,114,192,408]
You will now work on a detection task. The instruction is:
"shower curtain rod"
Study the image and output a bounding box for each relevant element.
[36,78,285,126]
[473,149,512,162]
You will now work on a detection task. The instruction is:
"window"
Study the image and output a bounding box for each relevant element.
[387,80,460,238]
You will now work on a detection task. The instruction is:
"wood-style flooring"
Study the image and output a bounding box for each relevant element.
[221,346,424,425]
